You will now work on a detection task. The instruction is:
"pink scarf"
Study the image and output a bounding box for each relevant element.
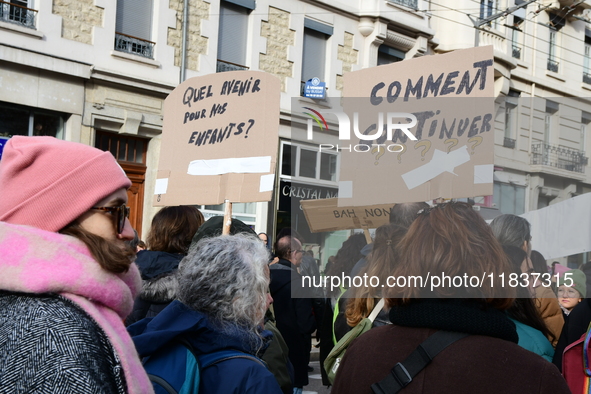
[0,221,154,394]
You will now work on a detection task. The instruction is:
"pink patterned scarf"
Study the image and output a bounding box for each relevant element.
[0,221,154,394]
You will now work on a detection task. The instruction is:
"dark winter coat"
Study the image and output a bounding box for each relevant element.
[553,297,591,371]
[331,299,570,394]
[269,259,316,388]
[126,250,183,326]
[0,292,126,393]
[128,300,282,394]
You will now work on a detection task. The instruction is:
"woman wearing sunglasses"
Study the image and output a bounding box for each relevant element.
[0,136,153,394]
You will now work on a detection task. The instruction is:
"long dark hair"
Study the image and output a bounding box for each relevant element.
[503,245,554,343]
[387,202,514,310]
[146,206,204,254]
[60,223,135,274]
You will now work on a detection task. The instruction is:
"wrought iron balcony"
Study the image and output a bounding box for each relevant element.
[0,0,36,29]
[216,60,249,73]
[531,142,588,173]
[512,46,521,60]
[547,59,559,72]
[387,0,418,9]
[503,137,516,149]
[584,72,591,85]
[114,32,154,59]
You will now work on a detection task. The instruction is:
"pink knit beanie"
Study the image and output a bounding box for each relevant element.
[0,136,132,232]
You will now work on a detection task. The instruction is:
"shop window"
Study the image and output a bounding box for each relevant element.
[217,0,252,72]
[115,0,155,59]
[377,44,404,65]
[301,19,332,95]
[493,182,525,215]
[0,102,65,138]
[280,141,338,184]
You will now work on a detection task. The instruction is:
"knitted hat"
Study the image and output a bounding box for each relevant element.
[0,136,131,232]
[553,263,570,276]
[558,269,587,298]
[190,215,256,247]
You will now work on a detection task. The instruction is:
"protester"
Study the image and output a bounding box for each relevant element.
[490,214,563,345]
[269,235,316,394]
[345,224,407,329]
[556,269,586,316]
[331,202,570,394]
[125,205,204,326]
[318,232,367,385]
[553,270,591,371]
[258,232,271,249]
[0,136,152,393]
[503,245,554,362]
[129,234,282,393]
[350,202,428,277]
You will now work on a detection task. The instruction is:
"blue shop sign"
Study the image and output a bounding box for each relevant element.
[303,77,326,99]
[0,137,9,161]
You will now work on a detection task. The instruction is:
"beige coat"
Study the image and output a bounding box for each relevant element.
[536,285,564,347]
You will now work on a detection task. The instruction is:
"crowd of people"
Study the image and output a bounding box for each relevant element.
[0,136,588,393]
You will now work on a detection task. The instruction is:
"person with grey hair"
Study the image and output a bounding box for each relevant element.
[490,214,563,347]
[129,234,282,394]
[489,214,532,255]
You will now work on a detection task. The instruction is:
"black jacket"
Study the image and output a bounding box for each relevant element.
[125,250,183,326]
[269,259,316,388]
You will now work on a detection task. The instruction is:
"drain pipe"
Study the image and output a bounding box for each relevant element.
[180,0,189,83]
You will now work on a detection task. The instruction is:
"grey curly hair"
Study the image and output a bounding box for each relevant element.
[177,234,270,345]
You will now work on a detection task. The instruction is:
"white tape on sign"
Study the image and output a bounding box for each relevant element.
[187,156,271,176]
[155,178,169,194]
[474,164,493,184]
[259,174,275,192]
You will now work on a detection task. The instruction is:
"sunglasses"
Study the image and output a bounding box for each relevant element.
[92,204,130,234]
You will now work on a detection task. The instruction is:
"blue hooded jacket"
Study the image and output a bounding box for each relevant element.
[128,300,282,394]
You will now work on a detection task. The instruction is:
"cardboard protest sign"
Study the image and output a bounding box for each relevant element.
[301,198,394,232]
[154,71,280,206]
[335,46,494,206]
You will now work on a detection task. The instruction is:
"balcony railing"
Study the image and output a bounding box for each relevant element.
[216,60,249,73]
[547,59,559,72]
[503,137,516,149]
[387,0,418,9]
[512,46,521,60]
[114,32,154,59]
[0,0,36,29]
[584,72,591,85]
[531,142,588,173]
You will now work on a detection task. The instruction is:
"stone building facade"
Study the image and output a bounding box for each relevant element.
[4,0,586,264]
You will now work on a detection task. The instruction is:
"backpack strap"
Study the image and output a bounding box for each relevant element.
[371,331,468,394]
[199,349,266,369]
[176,336,266,369]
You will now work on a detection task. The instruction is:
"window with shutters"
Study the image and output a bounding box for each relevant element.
[114,0,155,59]
[216,0,253,72]
[301,19,332,96]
